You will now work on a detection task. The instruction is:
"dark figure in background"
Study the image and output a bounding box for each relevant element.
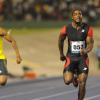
[58,9,94,100]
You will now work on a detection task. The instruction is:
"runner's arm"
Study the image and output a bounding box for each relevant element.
[58,26,67,61]
[80,27,94,55]
[84,36,94,53]
[58,35,66,56]
[3,34,22,64]
[58,35,67,61]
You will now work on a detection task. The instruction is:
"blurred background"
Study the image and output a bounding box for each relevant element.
[0,0,100,80]
[0,0,100,23]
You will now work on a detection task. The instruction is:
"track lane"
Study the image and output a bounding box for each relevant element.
[0,76,100,100]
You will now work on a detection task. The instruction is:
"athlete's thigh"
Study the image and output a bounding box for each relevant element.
[78,73,88,84]
[78,57,89,75]
[0,75,7,82]
[63,71,74,82]
[63,56,74,82]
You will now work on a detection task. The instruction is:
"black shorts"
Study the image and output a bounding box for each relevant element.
[63,56,89,75]
[0,59,8,75]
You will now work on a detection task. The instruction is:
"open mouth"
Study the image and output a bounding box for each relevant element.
[76,18,81,22]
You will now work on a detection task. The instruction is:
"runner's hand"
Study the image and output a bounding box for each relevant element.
[60,54,66,61]
[16,56,22,64]
[80,49,87,55]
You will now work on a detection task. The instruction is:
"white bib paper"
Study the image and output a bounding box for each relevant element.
[71,41,85,53]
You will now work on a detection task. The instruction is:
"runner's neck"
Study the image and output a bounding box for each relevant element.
[72,22,82,30]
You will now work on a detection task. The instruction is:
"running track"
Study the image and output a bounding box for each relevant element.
[0,76,100,100]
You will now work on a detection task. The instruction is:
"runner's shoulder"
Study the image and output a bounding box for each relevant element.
[60,25,67,36]
[82,22,92,29]
[82,23,94,38]
[60,24,72,36]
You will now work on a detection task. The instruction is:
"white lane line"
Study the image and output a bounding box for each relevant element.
[0,82,100,100]
[84,94,100,100]
[32,89,77,100]
[32,84,100,100]
[0,87,55,99]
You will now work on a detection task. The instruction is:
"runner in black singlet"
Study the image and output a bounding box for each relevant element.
[58,8,94,100]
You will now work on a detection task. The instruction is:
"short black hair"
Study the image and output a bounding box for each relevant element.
[72,8,82,15]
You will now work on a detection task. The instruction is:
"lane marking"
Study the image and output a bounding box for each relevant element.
[84,94,100,100]
[32,84,100,100]
[0,85,70,99]
[0,81,100,100]
[32,89,77,100]
[0,87,55,99]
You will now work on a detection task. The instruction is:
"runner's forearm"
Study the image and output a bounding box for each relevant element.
[11,40,21,57]
[58,35,66,55]
[84,38,94,53]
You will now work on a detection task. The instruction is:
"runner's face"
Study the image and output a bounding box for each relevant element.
[72,10,82,23]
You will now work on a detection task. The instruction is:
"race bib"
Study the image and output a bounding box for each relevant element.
[71,41,85,53]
